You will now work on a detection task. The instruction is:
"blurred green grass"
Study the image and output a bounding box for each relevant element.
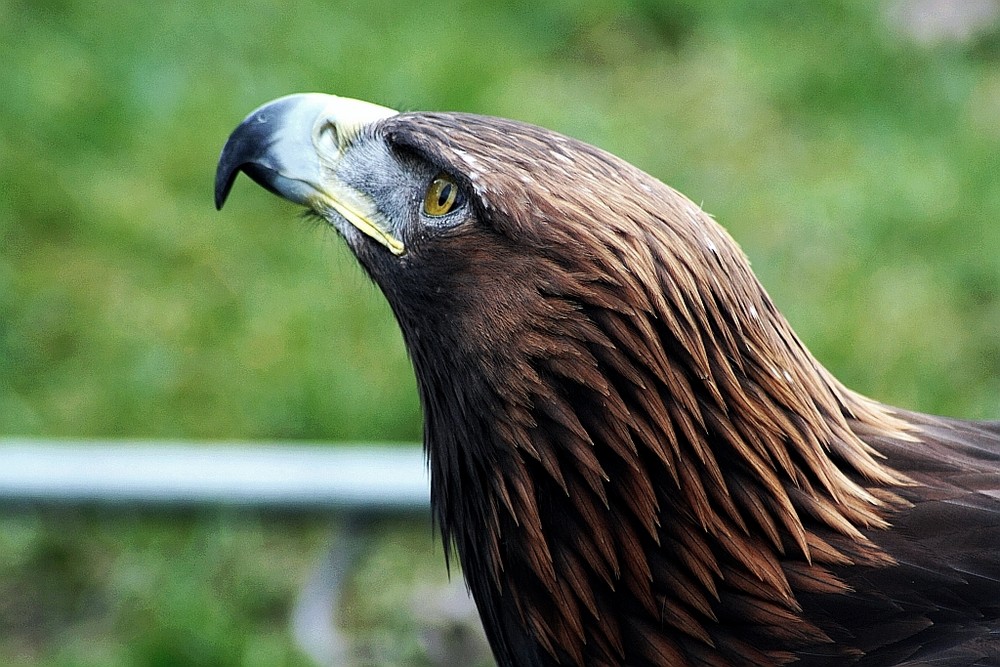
[3,0,1000,664]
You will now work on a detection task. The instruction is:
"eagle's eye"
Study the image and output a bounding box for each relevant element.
[423,174,463,217]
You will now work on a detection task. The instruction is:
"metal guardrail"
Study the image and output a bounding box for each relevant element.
[0,439,430,510]
[0,439,435,666]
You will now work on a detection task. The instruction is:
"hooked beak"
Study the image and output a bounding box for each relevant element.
[214,93,405,255]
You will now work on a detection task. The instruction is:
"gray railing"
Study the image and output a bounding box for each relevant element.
[0,439,435,666]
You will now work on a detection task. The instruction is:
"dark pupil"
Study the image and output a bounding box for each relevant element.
[437,183,452,208]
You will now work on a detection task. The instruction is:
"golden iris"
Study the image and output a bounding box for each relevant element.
[423,174,460,217]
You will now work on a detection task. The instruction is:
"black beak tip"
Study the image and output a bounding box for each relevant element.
[214,98,295,211]
[214,160,237,211]
[214,130,249,211]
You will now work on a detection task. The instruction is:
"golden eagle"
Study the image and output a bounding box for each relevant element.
[215,94,1000,666]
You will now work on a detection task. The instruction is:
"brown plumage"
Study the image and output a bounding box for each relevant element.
[215,94,1000,666]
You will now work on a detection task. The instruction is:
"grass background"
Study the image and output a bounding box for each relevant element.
[3,0,1000,664]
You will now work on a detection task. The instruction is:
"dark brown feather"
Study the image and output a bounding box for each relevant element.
[366,112,1000,666]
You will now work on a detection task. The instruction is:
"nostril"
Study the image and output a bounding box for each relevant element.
[315,121,352,162]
